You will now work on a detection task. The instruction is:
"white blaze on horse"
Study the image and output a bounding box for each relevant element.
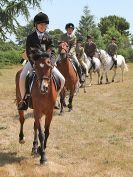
[84,53,101,86]
[98,49,128,84]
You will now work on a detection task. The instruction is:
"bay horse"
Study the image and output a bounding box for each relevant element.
[98,49,128,84]
[16,48,58,164]
[57,41,79,113]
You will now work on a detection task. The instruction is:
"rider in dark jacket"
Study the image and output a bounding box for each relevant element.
[84,35,96,70]
[107,37,118,68]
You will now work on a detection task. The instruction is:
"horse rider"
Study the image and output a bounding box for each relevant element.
[18,12,65,110]
[57,23,84,83]
[84,35,97,71]
[107,37,117,68]
[75,37,88,77]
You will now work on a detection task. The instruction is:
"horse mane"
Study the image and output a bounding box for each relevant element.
[29,47,50,61]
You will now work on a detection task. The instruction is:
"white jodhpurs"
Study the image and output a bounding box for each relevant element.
[19,61,65,99]
[19,61,33,99]
[52,66,65,93]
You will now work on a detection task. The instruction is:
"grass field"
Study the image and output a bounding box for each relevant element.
[0,64,133,177]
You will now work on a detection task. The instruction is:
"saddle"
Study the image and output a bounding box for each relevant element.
[25,71,61,109]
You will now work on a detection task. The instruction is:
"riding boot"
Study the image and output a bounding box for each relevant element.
[112,57,117,68]
[91,59,95,71]
[18,99,28,110]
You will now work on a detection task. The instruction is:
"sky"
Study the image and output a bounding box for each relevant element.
[23,0,133,34]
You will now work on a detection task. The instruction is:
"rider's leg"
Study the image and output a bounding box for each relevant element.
[81,61,89,76]
[18,61,33,110]
[52,66,65,94]
[56,55,61,64]
[71,55,84,83]
[112,55,117,68]
[90,56,95,70]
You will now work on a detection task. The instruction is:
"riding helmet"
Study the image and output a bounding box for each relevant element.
[112,37,116,41]
[34,12,49,25]
[65,23,75,30]
[87,35,93,39]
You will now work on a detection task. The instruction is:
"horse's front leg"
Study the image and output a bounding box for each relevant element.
[32,121,38,156]
[68,91,74,112]
[112,68,117,82]
[34,111,47,165]
[97,70,100,85]
[105,72,109,84]
[19,111,25,144]
[60,89,65,114]
[88,71,92,86]
[44,112,53,150]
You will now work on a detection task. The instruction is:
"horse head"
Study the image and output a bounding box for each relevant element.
[30,47,53,94]
[58,41,69,59]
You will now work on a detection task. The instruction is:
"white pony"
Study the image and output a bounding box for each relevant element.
[84,53,101,86]
[98,49,128,84]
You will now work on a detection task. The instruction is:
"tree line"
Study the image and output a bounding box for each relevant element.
[0,2,133,66]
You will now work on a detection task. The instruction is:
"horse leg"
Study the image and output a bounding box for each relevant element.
[105,72,109,84]
[60,89,65,114]
[97,70,100,85]
[68,91,74,112]
[31,121,38,156]
[112,69,116,82]
[19,110,25,144]
[88,72,92,86]
[34,112,47,165]
[44,112,53,150]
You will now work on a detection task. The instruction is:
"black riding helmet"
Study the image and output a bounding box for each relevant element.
[77,36,83,43]
[34,12,49,26]
[65,23,75,30]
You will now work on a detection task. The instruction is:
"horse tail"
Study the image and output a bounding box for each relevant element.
[122,58,128,71]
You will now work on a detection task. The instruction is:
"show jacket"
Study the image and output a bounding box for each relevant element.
[84,41,96,58]
[26,30,55,65]
[60,33,76,55]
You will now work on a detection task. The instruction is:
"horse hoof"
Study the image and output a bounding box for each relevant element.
[59,111,64,116]
[40,157,48,165]
[31,148,39,157]
[19,137,25,144]
[68,108,72,112]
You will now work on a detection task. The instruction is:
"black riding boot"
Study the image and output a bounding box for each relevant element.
[18,99,28,110]
[112,57,117,68]
[91,58,95,70]
[73,60,84,83]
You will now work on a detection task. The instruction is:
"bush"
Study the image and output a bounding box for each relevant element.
[118,48,133,62]
[0,50,21,65]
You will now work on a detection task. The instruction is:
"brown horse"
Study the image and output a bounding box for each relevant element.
[57,42,79,113]
[16,49,57,164]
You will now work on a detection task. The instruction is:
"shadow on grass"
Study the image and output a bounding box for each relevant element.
[0,152,25,166]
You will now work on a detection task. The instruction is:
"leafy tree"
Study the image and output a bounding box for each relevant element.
[0,0,42,41]
[76,5,96,42]
[16,20,34,46]
[49,29,63,47]
[98,15,130,36]
[76,5,104,48]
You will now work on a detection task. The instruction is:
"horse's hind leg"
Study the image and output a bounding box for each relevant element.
[32,121,38,156]
[19,111,25,144]
[68,91,74,112]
